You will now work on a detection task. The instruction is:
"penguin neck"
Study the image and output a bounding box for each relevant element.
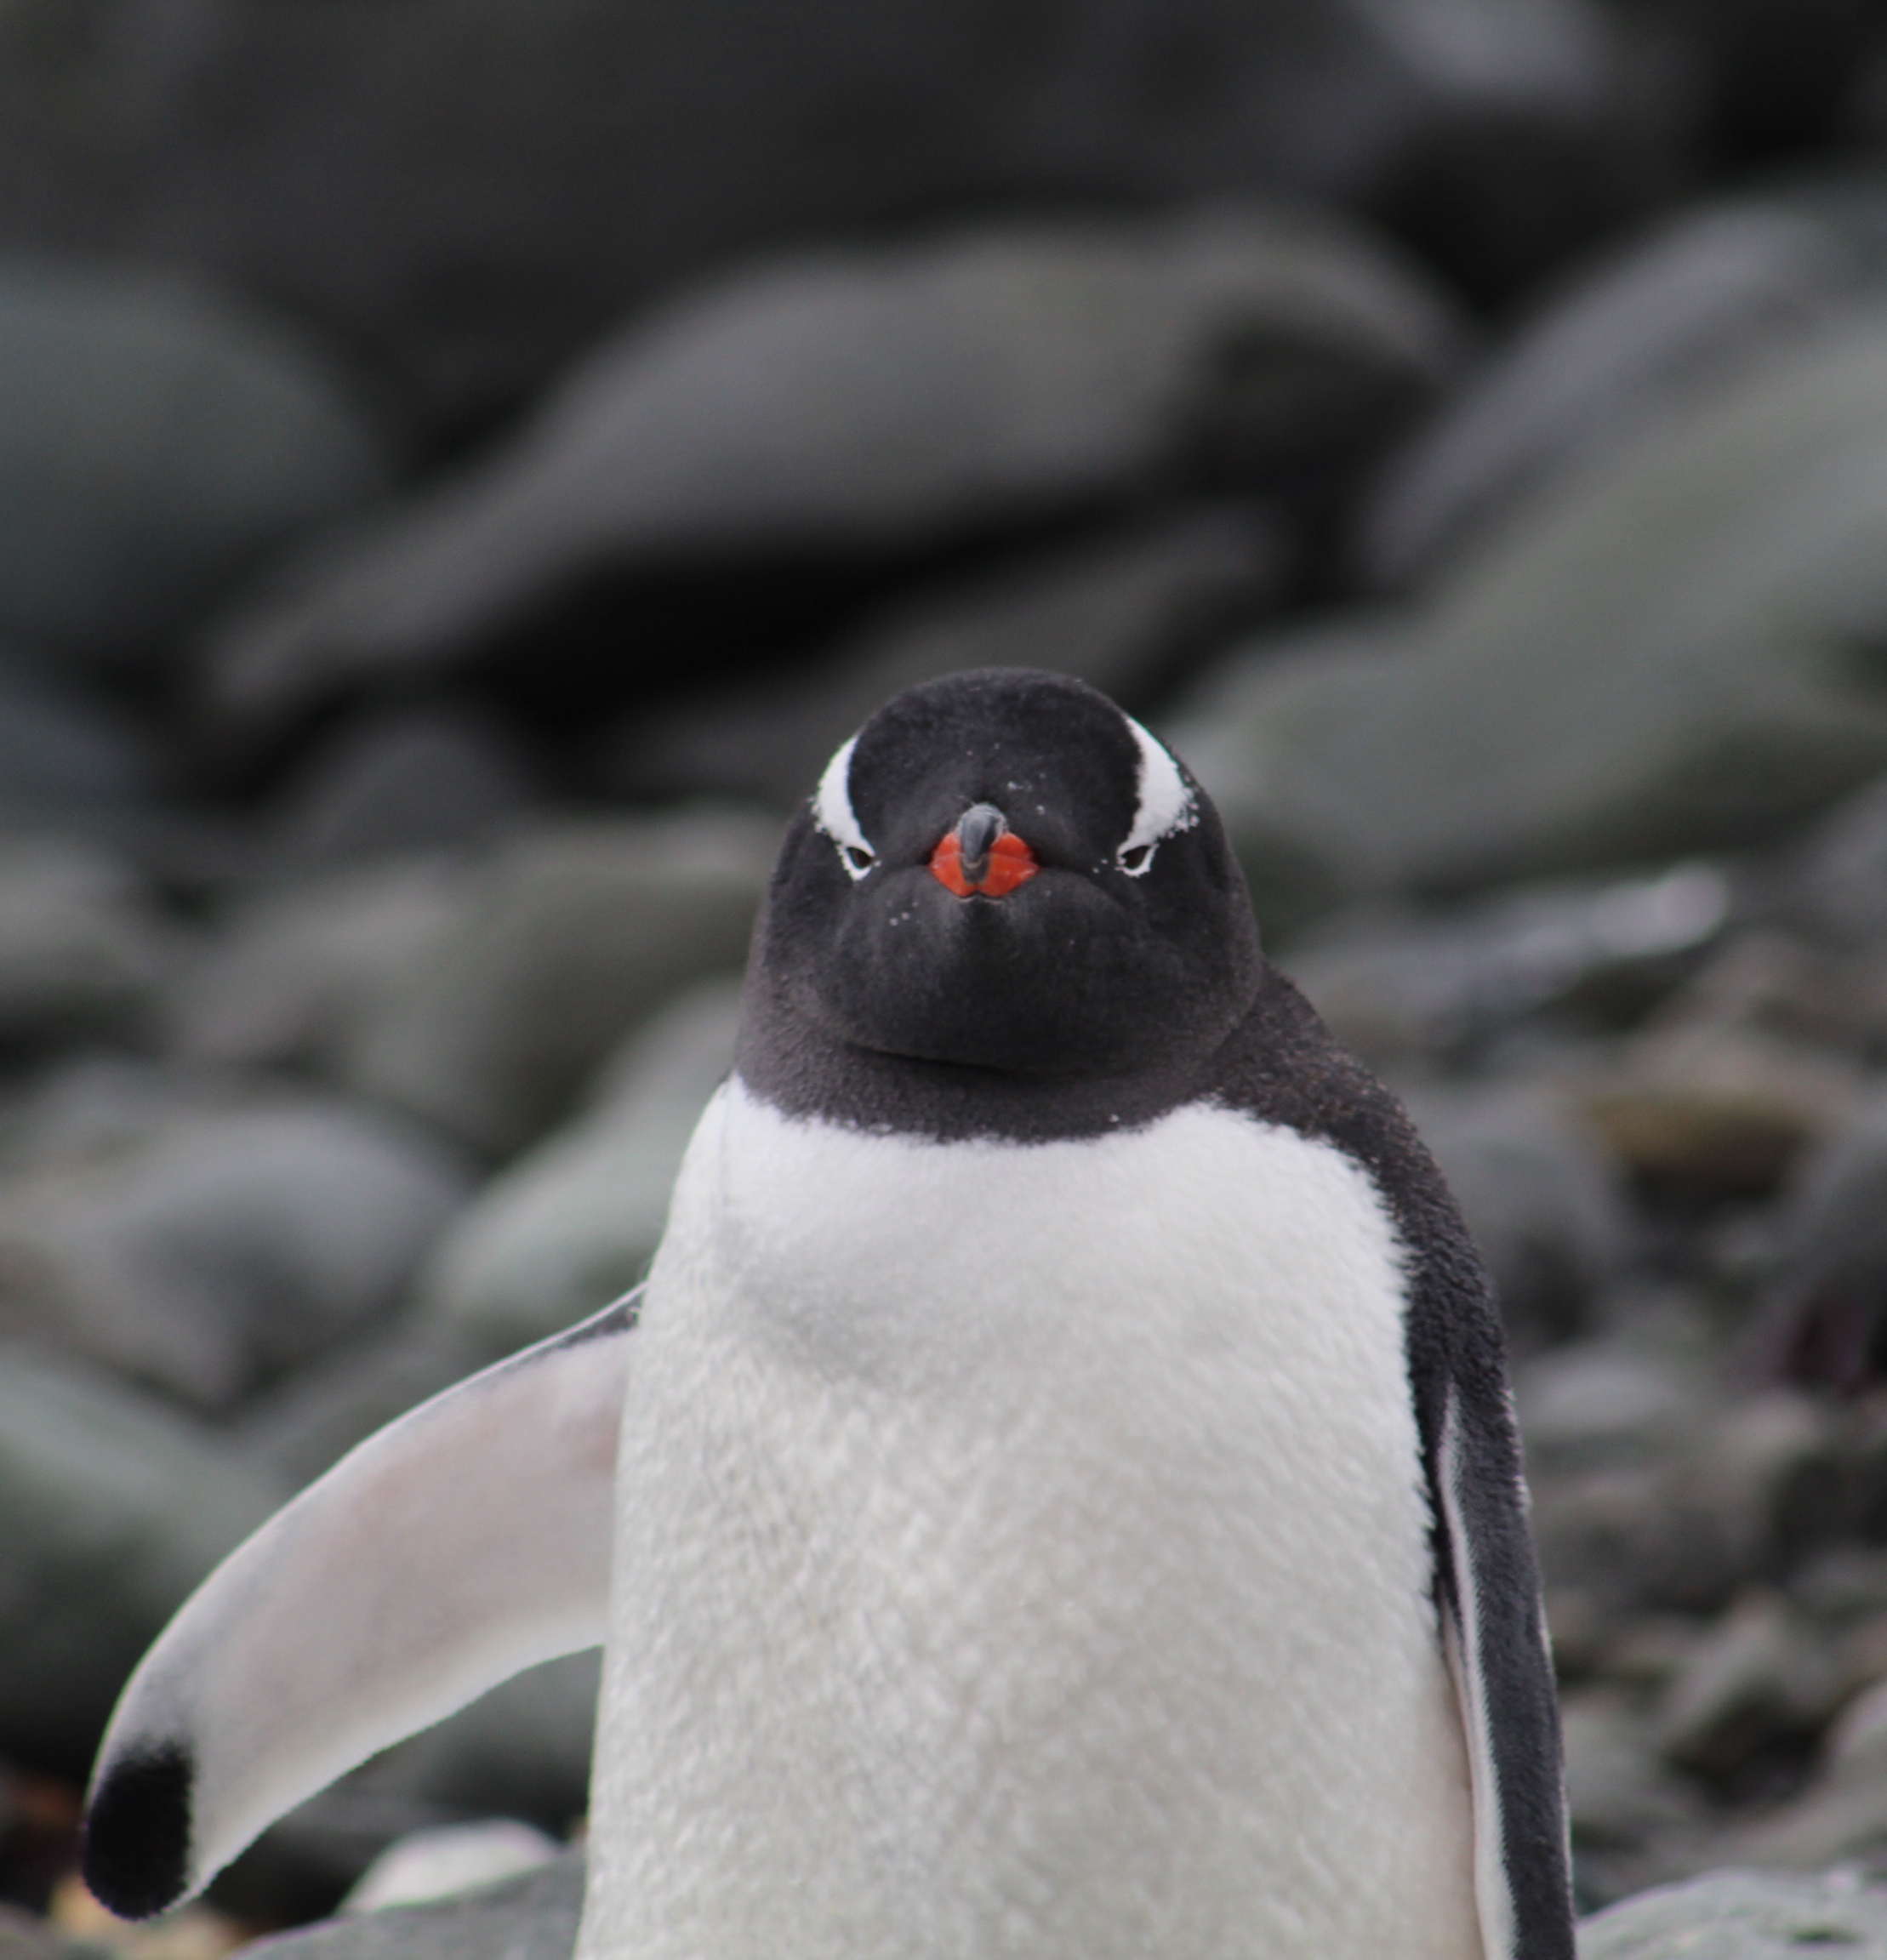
[733,963,1262,1145]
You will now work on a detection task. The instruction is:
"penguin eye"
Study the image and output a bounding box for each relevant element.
[841,844,877,878]
[1118,843,1154,876]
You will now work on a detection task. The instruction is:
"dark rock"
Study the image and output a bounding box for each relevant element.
[0,1,1638,443]
[414,981,738,1364]
[337,813,774,1157]
[1362,199,1870,587]
[0,1343,283,1778]
[240,1849,583,1960]
[0,1091,474,1409]
[0,647,155,835]
[601,506,1282,807]
[0,838,178,1051]
[1579,1868,1887,1956]
[1760,1088,1887,1394]
[1169,314,1887,930]
[199,208,1463,738]
[1782,773,1887,949]
[0,260,387,664]
[1403,1081,1630,1353]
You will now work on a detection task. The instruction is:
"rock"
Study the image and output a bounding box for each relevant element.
[266,711,537,872]
[343,1825,562,1915]
[1759,1088,1887,1393]
[1279,861,1730,1066]
[0,837,178,1051]
[0,1907,102,1960]
[241,1851,583,1960]
[1783,772,1887,947]
[168,858,469,1076]
[1723,1673,1887,1872]
[0,1,1634,443]
[415,982,738,1363]
[0,1343,283,1777]
[339,812,773,1157]
[0,1092,473,1409]
[0,647,155,836]
[1579,1869,1887,1956]
[601,506,1283,806]
[1169,315,1887,930]
[200,208,1463,736]
[1560,1688,1707,1906]
[1402,1081,1630,1353]
[0,260,387,664]
[1362,200,1870,586]
[1653,1590,1844,1786]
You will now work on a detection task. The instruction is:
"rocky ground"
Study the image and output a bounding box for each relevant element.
[7,0,1887,1951]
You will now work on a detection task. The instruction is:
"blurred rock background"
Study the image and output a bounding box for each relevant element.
[5,0,1887,1952]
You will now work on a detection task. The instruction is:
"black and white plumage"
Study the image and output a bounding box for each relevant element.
[84,669,1571,1959]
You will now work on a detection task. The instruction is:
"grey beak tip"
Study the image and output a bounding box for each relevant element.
[955,802,1007,885]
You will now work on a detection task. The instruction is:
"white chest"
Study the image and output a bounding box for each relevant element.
[581,1083,1479,1960]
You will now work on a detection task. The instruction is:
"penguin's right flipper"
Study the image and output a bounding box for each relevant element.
[83,1291,641,1920]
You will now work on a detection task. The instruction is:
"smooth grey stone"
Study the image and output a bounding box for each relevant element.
[414,980,738,1364]
[168,856,470,1075]
[1579,1869,1887,1957]
[602,505,1284,807]
[0,645,154,831]
[0,835,179,1048]
[338,812,775,1157]
[268,710,537,872]
[1403,1080,1631,1354]
[0,1093,474,1409]
[201,208,1462,735]
[0,1342,283,1777]
[1561,1689,1706,1852]
[0,260,387,663]
[1363,200,1869,585]
[0,0,1628,441]
[242,1849,584,1960]
[1169,312,1887,931]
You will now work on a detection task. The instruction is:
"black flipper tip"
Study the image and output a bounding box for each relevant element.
[83,1741,195,1920]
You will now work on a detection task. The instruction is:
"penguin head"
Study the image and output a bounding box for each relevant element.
[748,669,1261,1080]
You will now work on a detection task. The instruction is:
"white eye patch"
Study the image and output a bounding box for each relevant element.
[1115,715,1196,875]
[813,734,878,879]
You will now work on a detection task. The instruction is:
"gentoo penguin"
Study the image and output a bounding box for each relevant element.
[83,669,1572,1959]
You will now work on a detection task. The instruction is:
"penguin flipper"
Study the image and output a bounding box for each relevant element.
[83,1291,640,1920]
[1435,1371,1575,1960]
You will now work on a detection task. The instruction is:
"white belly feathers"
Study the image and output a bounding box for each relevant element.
[582,1079,1479,1960]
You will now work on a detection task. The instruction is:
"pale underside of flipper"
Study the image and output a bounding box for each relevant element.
[83,1291,640,1919]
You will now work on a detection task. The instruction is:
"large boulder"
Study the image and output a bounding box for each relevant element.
[337,813,774,1157]
[0,1075,473,1408]
[0,1343,283,1777]
[1578,1869,1887,1956]
[414,981,739,1363]
[1170,313,1887,932]
[0,261,388,664]
[0,0,1639,441]
[199,207,1463,738]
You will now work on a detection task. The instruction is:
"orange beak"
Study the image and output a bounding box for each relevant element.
[929,823,1038,897]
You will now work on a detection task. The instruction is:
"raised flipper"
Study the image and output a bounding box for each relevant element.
[83,1291,640,1919]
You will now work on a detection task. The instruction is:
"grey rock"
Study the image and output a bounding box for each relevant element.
[343,1822,563,1915]
[1364,200,1871,585]
[169,856,470,1076]
[0,260,387,664]
[1721,1675,1887,1872]
[1280,862,1730,1065]
[0,645,154,834]
[0,1907,104,1960]
[0,0,1629,442]
[0,1094,474,1409]
[269,710,537,873]
[1169,313,1887,930]
[603,506,1283,807]
[1561,1688,1706,1852]
[1785,773,1887,947]
[202,208,1462,735]
[0,1342,282,1776]
[0,835,178,1049]
[339,812,774,1157]
[415,982,738,1364]
[1403,1081,1630,1353]
[1578,1869,1887,1957]
[242,1849,584,1960]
